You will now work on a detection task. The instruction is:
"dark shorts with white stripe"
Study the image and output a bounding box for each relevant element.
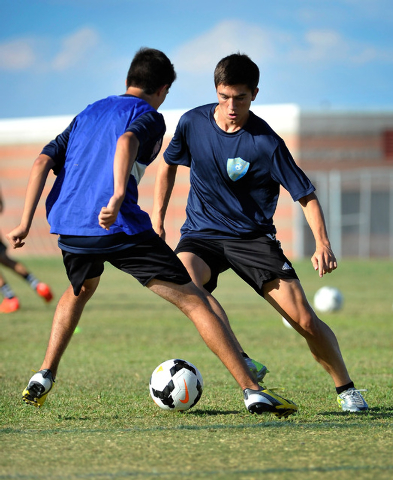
[175,234,298,297]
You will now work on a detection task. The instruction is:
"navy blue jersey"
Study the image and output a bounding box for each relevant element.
[42,95,165,238]
[164,103,315,238]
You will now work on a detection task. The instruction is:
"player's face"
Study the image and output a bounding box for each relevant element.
[154,85,170,109]
[215,84,258,130]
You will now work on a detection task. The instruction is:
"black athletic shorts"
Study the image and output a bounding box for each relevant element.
[175,234,298,297]
[62,235,192,296]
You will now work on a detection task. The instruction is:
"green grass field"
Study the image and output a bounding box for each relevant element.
[1,257,393,479]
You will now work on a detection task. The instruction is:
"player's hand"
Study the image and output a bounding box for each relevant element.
[98,196,122,230]
[311,245,337,277]
[152,223,166,241]
[6,226,29,249]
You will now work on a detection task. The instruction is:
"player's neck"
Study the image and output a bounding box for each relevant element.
[213,106,249,133]
[124,87,159,110]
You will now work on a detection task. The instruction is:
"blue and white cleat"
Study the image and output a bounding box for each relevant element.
[337,388,368,412]
[244,387,298,418]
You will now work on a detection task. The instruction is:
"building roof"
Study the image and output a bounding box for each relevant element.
[1,104,392,145]
[0,104,300,145]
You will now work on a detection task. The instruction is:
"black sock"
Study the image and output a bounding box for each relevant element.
[336,382,355,395]
[241,352,250,359]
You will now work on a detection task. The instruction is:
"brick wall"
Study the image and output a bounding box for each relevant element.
[0,136,297,258]
[0,144,58,256]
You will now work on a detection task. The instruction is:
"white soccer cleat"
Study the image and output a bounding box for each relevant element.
[337,388,368,412]
[22,369,55,408]
[244,387,298,418]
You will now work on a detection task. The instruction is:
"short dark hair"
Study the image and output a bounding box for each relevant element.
[214,53,259,92]
[126,47,176,94]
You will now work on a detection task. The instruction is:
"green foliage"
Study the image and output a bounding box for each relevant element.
[1,258,393,479]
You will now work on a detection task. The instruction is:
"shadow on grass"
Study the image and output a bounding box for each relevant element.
[318,406,393,419]
[2,416,390,435]
[49,405,393,425]
[185,409,240,416]
[50,410,242,422]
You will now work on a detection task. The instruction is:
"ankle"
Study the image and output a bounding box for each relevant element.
[336,381,354,395]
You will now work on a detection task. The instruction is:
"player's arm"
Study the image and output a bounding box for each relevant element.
[298,192,337,277]
[0,184,3,214]
[98,131,140,230]
[7,154,55,249]
[151,159,178,240]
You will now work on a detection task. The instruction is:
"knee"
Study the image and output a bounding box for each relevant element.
[78,278,100,299]
[296,312,322,337]
[79,285,97,299]
[176,283,212,316]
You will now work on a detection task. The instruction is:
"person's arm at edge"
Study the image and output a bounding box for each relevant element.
[98,131,140,230]
[6,154,55,249]
[151,158,178,241]
[298,191,337,277]
[0,183,3,214]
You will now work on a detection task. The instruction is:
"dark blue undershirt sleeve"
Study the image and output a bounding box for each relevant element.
[41,117,76,175]
[126,111,166,166]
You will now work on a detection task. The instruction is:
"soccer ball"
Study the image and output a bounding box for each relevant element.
[313,286,343,313]
[149,359,203,411]
[282,317,294,329]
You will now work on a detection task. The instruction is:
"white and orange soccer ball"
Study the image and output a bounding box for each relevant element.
[149,359,203,411]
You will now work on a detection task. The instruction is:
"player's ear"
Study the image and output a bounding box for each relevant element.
[157,84,169,96]
[251,88,259,101]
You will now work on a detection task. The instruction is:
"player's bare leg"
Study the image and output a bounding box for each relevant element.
[148,279,260,390]
[264,277,351,387]
[177,252,268,381]
[148,279,297,416]
[177,252,243,351]
[39,278,100,377]
[0,251,29,276]
[22,277,100,407]
[0,250,53,302]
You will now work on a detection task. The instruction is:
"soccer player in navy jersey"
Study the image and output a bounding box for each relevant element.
[7,48,293,417]
[152,53,368,413]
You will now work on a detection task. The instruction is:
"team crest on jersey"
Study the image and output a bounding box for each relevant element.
[227,158,250,181]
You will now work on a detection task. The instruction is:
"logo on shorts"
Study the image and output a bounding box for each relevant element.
[282,262,292,270]
[227,158,250,181]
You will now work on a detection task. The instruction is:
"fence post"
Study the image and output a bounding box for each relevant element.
[329,170,342,259]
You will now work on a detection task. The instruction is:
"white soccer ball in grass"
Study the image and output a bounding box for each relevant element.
[313,286,343,313]
[149,359,203,411]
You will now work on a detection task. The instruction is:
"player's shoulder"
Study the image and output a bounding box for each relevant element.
[246,111,284,143]
[247,110,276,133]
[84,94,155,112]
[180,103,214,123]
[77,95,135,118]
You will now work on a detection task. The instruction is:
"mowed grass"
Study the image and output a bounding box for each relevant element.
[1,257,393,480]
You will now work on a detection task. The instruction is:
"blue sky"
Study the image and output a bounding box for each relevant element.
[1,0,392,119]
